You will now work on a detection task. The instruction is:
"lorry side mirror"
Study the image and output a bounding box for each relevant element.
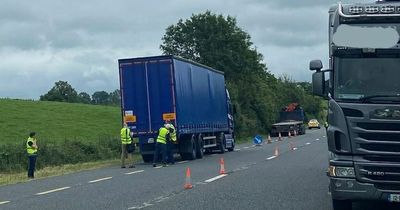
[310,60,323,71]
[312,71,325,97]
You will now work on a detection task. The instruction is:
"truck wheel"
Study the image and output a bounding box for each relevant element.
[228,138,235,152]
[142,154,153,163]
[187,136,197,160]
[332,199,352,210]
[218,133,226,154]
[196,135,204,159]
[179,135,197,160]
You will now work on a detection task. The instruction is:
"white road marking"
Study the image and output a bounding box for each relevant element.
[88,177,112,183]
[177,161,188,164]
[323,136,326,138]
[36,187,70,195]
[128,202,154,209]
[293,148,298,150]
[205,174,228,183]
[266,156,276,160]
[243,147,249,149]
[0,201,10,205]
[125,170,144,175]
[234,149,241,151]
[154,166,163,169]
[306,142,311,145]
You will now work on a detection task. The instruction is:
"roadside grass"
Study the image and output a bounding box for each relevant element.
[236,133,269,144]
[0,99,121,144]
[1,136,257,186]
[0,154,143,186]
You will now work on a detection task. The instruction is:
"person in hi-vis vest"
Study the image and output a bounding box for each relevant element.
[121,123,135,168]
[166,122,177,164]
[153,124,170,167]
[26,132,38,179]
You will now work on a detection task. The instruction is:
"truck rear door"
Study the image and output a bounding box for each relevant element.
[119,58,176,140]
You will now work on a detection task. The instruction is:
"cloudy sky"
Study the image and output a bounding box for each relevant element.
[0,0,361,99]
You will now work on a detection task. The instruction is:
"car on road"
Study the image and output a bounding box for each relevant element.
[308,119,320,129]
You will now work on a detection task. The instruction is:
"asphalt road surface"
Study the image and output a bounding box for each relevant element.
[1,129,399,210]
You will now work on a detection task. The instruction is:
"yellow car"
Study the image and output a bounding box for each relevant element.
[308,119,320,129]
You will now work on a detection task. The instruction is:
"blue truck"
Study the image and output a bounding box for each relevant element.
[118,55,235,162]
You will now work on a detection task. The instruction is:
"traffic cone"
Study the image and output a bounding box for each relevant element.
[288,131,292,138]
[184,168,193,189]
[267,135,272,144]
[220,158,226,174]
[274,146,280,156]
[278,132,282,141]
[289,142,295,151]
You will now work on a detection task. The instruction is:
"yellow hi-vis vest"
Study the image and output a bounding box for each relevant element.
[157,127,169,144]
[120,127,132,144]
[168,124,177,142]
[26,137,37,155]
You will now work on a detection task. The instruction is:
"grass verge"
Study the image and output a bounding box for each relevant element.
[0,154,142,186]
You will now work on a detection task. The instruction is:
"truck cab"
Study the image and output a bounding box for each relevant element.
[310,1,400,209]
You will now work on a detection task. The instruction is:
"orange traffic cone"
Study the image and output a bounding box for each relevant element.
[274,146,280,156]
[220,158,226,174]
[288,131,292,138]
[289,142,295,151]
[278,132,282,141]
[267,135,272,144]
[184,168,193,189]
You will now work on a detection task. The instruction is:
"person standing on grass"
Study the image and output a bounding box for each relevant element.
[27,132,38,179]
[121,123,135,168]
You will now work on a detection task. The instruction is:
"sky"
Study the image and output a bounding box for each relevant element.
[0,0,361,99]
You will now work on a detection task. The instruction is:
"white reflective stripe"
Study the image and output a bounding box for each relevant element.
[88,177,112,183]
[205,174,227,183]
[36,187,70,195]
[125,170,144,175]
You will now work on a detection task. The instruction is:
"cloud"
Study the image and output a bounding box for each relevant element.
[0,0,359,99]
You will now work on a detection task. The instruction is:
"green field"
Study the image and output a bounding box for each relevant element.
[0,99,121,144]
[0,99,122,172]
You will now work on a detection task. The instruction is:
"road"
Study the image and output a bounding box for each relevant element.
[0,129,399,210]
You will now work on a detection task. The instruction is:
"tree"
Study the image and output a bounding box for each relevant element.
[40,81,79,103]
[92,91,110,105]
[109,89,120,106]
[78,92,91,104]
[161,11,276,135]
[160,11,325,136]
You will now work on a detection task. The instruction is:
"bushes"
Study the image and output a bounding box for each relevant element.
[0,137,120,173]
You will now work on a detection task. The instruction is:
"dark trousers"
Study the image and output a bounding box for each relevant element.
[166,142,175,164]
[153,143,166,165]
[28,155,37,178]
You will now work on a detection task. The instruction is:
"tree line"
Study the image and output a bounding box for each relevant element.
[160,11,326,136]
[40,80,120,106]
[40,11,326,137]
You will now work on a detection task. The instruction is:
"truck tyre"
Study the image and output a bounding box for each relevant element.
[196,135,204,159]
[218,133,226,154]
[142,154,153,163]
[332,199,352,210]
[181,135,197,160]
[227,140,235,152]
